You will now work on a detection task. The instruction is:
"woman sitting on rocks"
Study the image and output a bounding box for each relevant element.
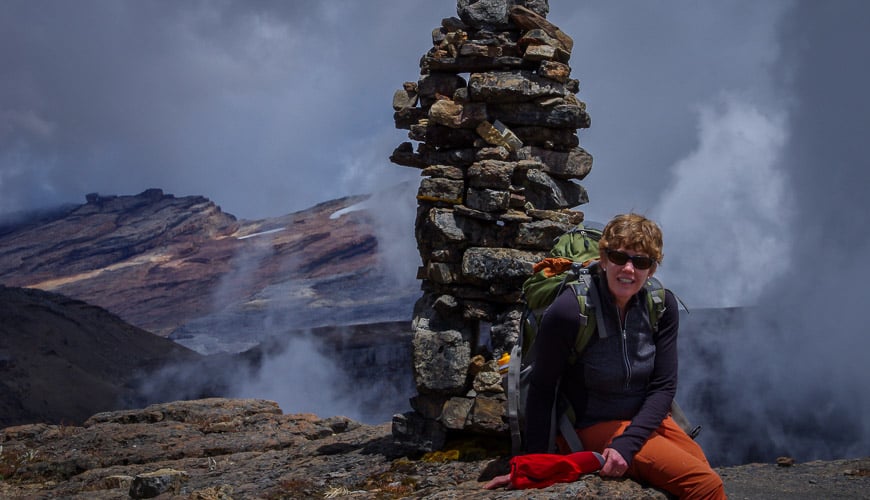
[486,213,725,499]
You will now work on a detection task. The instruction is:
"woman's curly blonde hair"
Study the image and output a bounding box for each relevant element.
[598,213,664,264]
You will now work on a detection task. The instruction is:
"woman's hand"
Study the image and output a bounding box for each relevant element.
[483,473,512,489]
[599,448,629,477]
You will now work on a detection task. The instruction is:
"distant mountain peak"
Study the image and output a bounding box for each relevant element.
[0,189,409,340]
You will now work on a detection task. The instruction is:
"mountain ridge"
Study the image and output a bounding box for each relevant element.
[0,188,417,345]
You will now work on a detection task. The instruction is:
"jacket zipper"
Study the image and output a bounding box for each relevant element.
[618,307,632,390]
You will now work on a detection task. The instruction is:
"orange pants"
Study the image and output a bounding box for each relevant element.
[576,416,725,500]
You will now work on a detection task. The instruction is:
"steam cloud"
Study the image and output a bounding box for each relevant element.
[224,162,420,424]
[653,95,791,308]
[228,333,388,423]
[654,1,870,465]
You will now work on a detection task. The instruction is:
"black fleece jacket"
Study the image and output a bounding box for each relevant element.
[524,269,679,465]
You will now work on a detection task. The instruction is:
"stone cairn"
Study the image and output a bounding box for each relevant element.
[389,0,592,451]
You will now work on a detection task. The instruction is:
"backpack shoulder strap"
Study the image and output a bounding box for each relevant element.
[567,268,600,358]
[641,277,691,332]
[506,343,524,455]
[643,276,667,332]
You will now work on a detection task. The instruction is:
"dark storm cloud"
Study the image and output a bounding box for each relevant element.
[550,0,790,222]
[1,0,791,222]
[0,0,441,218]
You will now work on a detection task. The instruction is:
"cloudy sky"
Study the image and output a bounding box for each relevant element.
[4,1,869,462]
[0,1,788,221]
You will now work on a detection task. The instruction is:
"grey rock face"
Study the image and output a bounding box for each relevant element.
[457,0,550,29]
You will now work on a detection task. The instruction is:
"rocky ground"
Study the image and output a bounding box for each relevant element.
[1,398,867,499]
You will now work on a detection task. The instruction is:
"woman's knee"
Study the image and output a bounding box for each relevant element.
[630,445,724,499]
[683,471,725,500]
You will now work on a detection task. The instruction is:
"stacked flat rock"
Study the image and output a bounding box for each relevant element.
[389,0,592,451]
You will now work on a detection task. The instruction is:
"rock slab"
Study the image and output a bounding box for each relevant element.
[1,398,867,499]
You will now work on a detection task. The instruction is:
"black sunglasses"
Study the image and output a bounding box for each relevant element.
[605,249,656,270]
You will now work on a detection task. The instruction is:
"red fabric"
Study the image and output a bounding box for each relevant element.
[509,451,604,489]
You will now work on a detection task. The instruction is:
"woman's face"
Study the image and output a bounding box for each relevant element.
[602,247,656,309]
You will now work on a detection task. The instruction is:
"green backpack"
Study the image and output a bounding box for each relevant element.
[505,223,699,455]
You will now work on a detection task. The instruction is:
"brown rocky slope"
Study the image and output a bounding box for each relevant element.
[0,285,201,428]
[1,398,867,499]
[0,283,413,430]
[0,188,416,346]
